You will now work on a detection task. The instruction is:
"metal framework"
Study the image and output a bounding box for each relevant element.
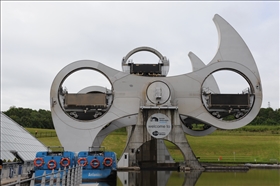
[50,14,262,169]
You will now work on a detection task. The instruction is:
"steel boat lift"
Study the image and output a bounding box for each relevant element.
[50,14,262,171]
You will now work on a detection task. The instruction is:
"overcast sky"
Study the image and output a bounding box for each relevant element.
[1,1,279,111]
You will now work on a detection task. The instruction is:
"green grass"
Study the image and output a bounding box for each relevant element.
[164,127,280,163]
[25,127,56,133]
[101,132,128,158]
[187,134,280,163]
[217,125,280,135]
[38,137,62,147]
[25,127,62,147]
[25,126,280,163]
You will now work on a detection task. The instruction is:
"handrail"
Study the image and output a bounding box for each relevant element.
[4,165,82,186]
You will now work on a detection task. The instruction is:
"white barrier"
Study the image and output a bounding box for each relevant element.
[1,162,34,180]
[4,165,83,186]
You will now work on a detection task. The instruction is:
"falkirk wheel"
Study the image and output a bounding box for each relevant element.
[50,14,262,170]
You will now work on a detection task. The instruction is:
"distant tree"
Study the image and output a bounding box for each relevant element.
[3,107,54,129]
[249,107,280,125]
[2,106,279,128]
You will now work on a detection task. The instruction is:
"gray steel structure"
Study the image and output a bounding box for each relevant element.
[50,14,262,170]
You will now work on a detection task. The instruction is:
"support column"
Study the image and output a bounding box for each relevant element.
[119,108,204,170]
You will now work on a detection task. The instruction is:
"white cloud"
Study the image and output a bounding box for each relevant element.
[1,1,279,111]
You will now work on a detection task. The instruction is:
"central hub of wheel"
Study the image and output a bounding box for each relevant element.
[146,81,171,105]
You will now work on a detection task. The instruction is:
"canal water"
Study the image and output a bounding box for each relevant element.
[102,169,279,186]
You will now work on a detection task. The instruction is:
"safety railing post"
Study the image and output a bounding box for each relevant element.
[15,174,21,186]
[70,165,75,186]
[76,165,79,184]
[66,166,70,186]
[62,166,66,186]
[73,165,76,185]
[74,165,78,185]
[41,171,46,186]
[30,172,35,186]
[50,169,55,186]
[77,165,80,184]
[80,166,83,184]
[56,168,61,186]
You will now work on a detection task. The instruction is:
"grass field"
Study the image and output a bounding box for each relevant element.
[26,126,280,164]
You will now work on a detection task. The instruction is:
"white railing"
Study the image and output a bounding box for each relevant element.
[4,165,82,186]
[1,162,34,180]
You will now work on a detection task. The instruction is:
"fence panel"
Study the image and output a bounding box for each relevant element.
[3,165,82,186]
[31,132,57,138]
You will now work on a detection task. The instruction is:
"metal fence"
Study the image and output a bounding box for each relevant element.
[1,162,34,180]
[30,132,57,138]
[4,165,82,186]
[196,156,260,163]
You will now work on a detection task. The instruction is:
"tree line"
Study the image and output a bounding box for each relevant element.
[250,107,280,125]
[2,106,280,129]
[3,106,54,129]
